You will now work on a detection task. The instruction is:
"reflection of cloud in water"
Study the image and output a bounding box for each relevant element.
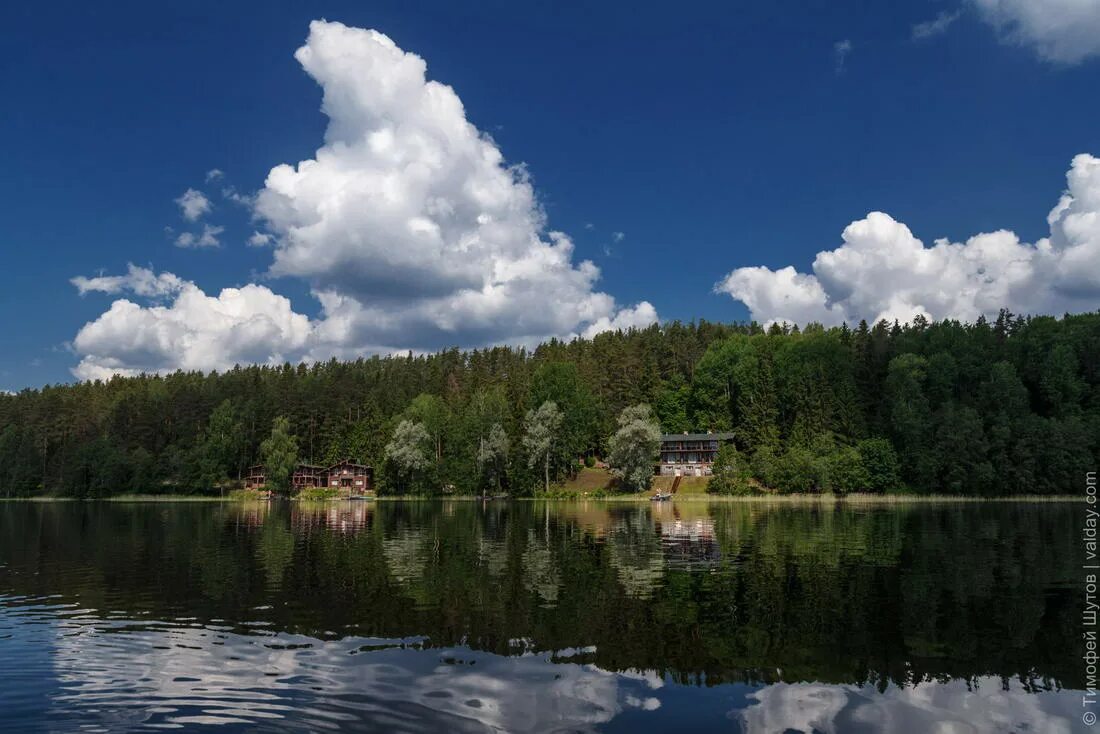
[41,613,662,733]
[4,599,1085,733]
[738,680,1080,734]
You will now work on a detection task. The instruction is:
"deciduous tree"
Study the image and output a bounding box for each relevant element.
[606,404,661,492]
[523,401,563,494]
[259,416,298,495]
[384,419,433,494]
[476,423,509,493]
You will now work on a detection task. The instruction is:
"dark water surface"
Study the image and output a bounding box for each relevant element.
[0,500,1085,733]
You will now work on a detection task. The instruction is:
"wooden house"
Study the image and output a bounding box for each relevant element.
[657,432,735,476]
[244,464,266,489]
[291,464,327,489]
[243,460,373,494]
[326,459,373,493]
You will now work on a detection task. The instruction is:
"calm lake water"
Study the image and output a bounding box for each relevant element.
[0,500,1086,733]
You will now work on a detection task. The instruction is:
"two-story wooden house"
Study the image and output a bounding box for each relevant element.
[244,459,374,494]
[657,432,735,476]
[326,459,373,492]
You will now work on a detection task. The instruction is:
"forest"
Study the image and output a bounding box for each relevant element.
[0,310,1097,497]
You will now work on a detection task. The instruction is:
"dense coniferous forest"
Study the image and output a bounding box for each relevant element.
[1,311,1097,497]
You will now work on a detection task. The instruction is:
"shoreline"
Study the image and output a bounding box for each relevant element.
[0,493,1083,503]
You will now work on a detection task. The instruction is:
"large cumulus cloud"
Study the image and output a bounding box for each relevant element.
[68,21,656,379]
[253,20,655,352]
[717,153,1100,327]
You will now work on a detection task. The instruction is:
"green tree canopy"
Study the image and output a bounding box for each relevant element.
[476,423,510,493]
[606,404,661,492]
[523,401,564,494]
[707,443,755,496]
[259,416,298,494]
[384,419,433,494]
[197,399,243,491]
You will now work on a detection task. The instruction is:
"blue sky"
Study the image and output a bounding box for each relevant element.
[2,1,1100,390]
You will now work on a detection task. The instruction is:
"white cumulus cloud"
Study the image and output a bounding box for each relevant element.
[175,188,211,221]
[972,0,1100,63]
[716,153,1100,326]
[248,231,273,247]
[175,224,224,249]
[581,301,659,339]
[254,20,655,352]
[222,185,255,207]
[71,274,313,381]
[68,21,666,380]
[71,264,185,299]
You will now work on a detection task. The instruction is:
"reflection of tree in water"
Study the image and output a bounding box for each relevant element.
[522,529,560,606]
[382,527,430,586]
[606,509,664,600]
[255,515,295,591]
[478,538,508,578]
[0,501,1082,690]
[720,504,905,572]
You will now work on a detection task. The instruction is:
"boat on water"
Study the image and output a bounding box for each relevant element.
[348,495,374,501]
[650,492,672,502]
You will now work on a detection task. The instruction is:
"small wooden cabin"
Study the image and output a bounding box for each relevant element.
[244,464,266,489]
[292,464,327,489]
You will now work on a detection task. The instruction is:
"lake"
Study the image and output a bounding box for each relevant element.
[0,499,1086,733]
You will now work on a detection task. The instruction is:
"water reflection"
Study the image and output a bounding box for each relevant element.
[0,500,1085,732]
[739,680,1078,734]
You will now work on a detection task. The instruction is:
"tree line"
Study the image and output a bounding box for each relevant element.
[0,311,1096,496]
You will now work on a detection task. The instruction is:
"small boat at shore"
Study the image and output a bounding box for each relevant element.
[650,492,672,502]
[348,495,374,501]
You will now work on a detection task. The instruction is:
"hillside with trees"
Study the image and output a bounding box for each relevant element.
[0,311,1097,497]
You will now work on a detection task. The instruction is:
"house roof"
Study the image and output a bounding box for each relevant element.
[660,432,735,442]
[326,459,371,469]
[250,462,367,471]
